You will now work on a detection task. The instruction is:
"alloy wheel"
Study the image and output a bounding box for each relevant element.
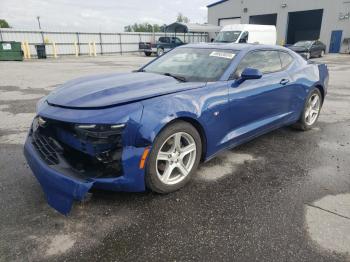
[156,132,196,185]
[305,93,321,126]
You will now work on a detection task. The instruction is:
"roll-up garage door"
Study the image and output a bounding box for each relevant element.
[219,18,241,26]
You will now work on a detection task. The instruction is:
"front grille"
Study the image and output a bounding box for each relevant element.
[32,131,62,165]
[31,117,124,178]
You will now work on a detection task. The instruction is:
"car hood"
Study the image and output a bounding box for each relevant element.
[288,46,309,52]
[47,72,205,108]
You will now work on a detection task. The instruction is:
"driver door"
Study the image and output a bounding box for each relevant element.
[225,50,294,145]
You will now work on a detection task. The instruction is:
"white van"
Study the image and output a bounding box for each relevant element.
[215,24,277,45]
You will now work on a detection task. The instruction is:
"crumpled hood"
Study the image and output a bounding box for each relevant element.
[288,46,309,53]
[47,72,205,108]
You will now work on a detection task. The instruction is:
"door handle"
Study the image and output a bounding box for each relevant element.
[280,79,290,85]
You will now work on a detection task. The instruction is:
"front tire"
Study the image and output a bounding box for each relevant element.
[320,50,325,57]
[157,48,164,56]
[144,51,152,57]
[145,121,202,193]
[293,88,322,131]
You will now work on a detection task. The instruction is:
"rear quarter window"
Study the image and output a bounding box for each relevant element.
[279,51,294,69]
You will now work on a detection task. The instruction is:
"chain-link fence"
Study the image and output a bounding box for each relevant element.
[0,29,209,57]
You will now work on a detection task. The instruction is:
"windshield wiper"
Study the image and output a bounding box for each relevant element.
[163,73,187,82]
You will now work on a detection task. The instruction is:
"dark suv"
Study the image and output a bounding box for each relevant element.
[139,36,184,56]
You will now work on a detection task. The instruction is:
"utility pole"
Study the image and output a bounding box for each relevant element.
[36,16,44,44]
[36,16,41,30]
[152,25,155,43]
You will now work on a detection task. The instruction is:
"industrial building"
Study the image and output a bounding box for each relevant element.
[207,0,350,53]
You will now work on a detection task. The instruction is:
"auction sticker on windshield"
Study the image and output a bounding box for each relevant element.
[209,51,235,59]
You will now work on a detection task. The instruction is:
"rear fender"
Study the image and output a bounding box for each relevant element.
[318,63,329,94]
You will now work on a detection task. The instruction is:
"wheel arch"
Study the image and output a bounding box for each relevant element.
[156,117,207,161]
[314,84,325,104]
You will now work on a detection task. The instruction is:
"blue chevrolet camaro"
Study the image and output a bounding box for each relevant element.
[24,43,329,214]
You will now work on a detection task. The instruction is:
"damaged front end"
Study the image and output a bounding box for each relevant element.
[24,103,148,215]
[33,117,125,178]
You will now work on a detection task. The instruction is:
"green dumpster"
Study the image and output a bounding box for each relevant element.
[0,41,23,61]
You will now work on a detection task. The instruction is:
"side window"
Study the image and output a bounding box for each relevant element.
[175,38,182,44]
[279,51,294,69]
[160,37,170,43]
[239,31,249,43]
[234,50,282,78]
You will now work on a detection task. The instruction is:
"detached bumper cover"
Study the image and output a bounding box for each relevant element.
[24,136,147,215]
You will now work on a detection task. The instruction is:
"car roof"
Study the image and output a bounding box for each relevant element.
[181,42,288,52]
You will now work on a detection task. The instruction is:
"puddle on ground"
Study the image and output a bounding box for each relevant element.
[24,207,136,260]
[0,90,44,101]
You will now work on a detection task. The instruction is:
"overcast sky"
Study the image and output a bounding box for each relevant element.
[0,0,213,32]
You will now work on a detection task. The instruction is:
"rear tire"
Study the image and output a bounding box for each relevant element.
[320,50,325,57]
[145,121,202,194]
[144,52,152,57]
[293,88,322,131]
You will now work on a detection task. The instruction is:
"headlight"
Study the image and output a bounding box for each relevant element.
[74,123,126,140]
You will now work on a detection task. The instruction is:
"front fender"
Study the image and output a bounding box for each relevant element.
[137,93,201,145]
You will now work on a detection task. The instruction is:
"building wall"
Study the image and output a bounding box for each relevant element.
[208,0,350,51]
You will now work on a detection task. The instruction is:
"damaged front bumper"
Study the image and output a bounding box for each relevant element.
[24,131,147,215]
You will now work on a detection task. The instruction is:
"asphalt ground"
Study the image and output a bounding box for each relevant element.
[0,53,349,262]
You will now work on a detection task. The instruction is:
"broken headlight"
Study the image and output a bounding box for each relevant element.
[71,123,126,176]
[74,123,126,143]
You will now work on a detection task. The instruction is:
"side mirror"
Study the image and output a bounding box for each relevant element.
[241,68,263,80]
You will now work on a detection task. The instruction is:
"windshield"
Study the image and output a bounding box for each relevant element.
[294,41,313,48]
[215,31,242,43]
[142,48,237,82]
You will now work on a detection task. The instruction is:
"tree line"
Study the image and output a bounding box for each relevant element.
[0,19,10,28]
[0,13,191,32]
[124,13,190,32]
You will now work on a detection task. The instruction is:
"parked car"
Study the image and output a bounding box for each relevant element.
[215,24,277,45]
[139,36,185,56]
[24,43,329,214]
[288,40,326,59]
